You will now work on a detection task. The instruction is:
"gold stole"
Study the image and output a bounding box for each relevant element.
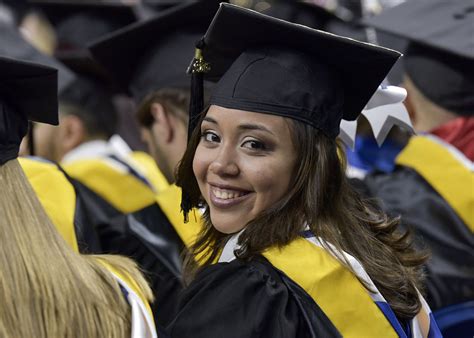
[396,135,474,232]
[262,238,398,338]
[21,158,79,252]
[63,158,157,213]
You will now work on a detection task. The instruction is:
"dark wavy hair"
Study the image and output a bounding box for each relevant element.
[176,113,427,320]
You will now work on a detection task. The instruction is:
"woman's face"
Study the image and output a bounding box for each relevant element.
[193,105,297,234]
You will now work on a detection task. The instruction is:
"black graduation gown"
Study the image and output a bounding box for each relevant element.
[356,166,474,310]
[65,172,184,327]
[167,257,341,338]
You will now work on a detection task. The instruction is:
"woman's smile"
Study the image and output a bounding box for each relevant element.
[208,183,253,209]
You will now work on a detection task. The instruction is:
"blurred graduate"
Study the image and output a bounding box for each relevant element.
[0,55,157,338]
[2,1,197,327]
[360,0,474,311]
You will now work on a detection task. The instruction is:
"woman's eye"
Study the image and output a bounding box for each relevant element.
[202,131,220,143]
[242,139,266,150]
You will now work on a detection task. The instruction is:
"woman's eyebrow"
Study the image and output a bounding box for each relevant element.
[203,116,218,124]
[238,123,275,136]
[204,117,275,136]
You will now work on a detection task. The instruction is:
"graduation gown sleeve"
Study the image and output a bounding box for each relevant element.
[167,257,340,338]
[97,203,185,328]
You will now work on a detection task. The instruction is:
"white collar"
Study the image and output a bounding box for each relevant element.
[218,229,245,263]
[61,135,131,164]
[108,134,133,157]
[110,273,157,338]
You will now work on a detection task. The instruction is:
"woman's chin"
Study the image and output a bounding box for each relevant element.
[211,215,246,235]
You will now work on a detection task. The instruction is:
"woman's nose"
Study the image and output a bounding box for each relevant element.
[208,147,239,177]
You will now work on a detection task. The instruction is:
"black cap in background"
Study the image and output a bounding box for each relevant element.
[89,0,222,103]
[29,0,139,83]
[0,56,58,164]
[0,21,75,94]
[363,0,474,116]
[28,1,142,139]
[30,1,138,46]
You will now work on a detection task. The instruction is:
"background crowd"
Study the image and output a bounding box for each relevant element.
[0,0,472,337]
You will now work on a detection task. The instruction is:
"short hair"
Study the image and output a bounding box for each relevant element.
[59,77,118,139]
[136,86,212,128]
[136,87,190,128]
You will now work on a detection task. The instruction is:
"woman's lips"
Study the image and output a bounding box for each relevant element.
[209,185,252,209]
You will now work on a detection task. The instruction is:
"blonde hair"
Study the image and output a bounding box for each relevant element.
[0,159,153,337]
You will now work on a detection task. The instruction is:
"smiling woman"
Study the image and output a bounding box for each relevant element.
[169,3,442,338]
[193,106,297,234]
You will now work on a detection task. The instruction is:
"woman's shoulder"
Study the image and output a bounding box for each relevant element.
[178,257,289,309]
[169,257,340,338]
[196,255,282,283]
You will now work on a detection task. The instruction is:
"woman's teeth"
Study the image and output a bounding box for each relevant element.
[212,187,247,200]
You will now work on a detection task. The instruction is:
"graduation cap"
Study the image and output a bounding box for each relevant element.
[30,1,138,45]
[0,56,58,165]
[188,3,400,139]
[0,22,73,156]
[318,16,412,146]
[29,1,139,82]
[27,2,138,141]
[89,0,222,104]
[363,0,474,116]
[0,22,75,94]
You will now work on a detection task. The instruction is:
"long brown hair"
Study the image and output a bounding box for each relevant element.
[0,159,153,337]
[176,114,427,320]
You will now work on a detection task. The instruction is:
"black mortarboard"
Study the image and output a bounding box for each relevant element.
[0,22,75,94]
[89,0,222,104]
[30,1,138,82]
[324,19,406,85]
[0,56,58,165]
[27,2,138,139]
[363,0,474,116]
[0,22,72,156]
[30,1,137,46]
[190,3,400,139]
